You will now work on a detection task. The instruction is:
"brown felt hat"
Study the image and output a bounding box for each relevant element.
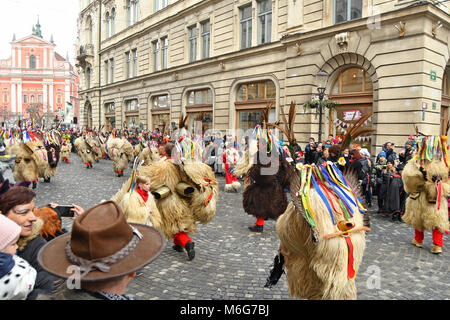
[37,201,166,281]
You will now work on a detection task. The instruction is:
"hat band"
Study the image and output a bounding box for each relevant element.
[65,226,143,279]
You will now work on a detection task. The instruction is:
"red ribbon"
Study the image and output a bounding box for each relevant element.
[204,192,213,207]
[436,182,442,211]
[345,236,356,280]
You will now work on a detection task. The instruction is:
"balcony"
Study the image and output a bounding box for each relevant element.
[76,44,94,69]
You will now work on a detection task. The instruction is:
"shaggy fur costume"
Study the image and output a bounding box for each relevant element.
[74,136,96,166]
[38,144,60,181]
[60,144,71,163]
[12,140,48,183]
[242,149,294,220]
[119,188,163,227]
[107,137,134,175]
[402,158,450,234]
[137,146,160,165]
[276,168,367,300]
[112,159,218,240]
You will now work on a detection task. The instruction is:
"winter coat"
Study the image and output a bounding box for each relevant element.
[0,253,36,300]
[379,170,403,214]
[17,223,54,300]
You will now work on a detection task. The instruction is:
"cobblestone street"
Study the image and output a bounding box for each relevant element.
[33,155,449,300]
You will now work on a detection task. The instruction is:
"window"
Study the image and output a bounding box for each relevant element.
[86,67,91,88]
[125,51,131,79]
[236,81,276,102]
[132,49,138,77]
[162,0,168,8]
[126,99,138,111]
[331,67,373,94]
[152,40,159,72]
[153,0,159,12]
[3,93,8,104]
[161,37,168,70]
[126,0,132,27]
[334,0,362,24]
[57,95,62,104]
[134,0,139,24]
[153,94,169,109]
[110,58,114,83]
[104,60,109,85]
[31,95,35,103]
[24,95,28,103]
[105,102,115,113]
[201,20,210,59]
[30,55,36,69]
[88,17,93,44]
[442,72,449,96]
[187,89,213,106]
[188,25,198,62]
[152,94,170,131]
[105,12,110,38]
[38,95,42,104]
[111,8,116,35]
[240,5,252,49]
[257,0,272,45]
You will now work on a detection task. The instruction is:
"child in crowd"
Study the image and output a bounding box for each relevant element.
[0,214,37,300]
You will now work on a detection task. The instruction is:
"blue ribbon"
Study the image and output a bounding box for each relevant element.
[310,167,336,225]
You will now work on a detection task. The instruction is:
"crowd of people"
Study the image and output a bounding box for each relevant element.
[0,123,445,301]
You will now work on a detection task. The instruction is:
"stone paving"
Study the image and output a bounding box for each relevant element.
[33,154,449,300]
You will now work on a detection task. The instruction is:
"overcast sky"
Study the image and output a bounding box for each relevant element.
[1,0,79,65]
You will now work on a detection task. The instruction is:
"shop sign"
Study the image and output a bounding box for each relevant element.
[343,110,362,121]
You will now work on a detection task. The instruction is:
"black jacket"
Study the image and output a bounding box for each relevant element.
[17,236,54,300]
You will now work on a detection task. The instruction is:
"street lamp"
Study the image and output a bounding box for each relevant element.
[316,70,328,143]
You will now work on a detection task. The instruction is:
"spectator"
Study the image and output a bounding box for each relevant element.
[304,138,317,165]
[37,201,166,300]
[317,147,329,165]
[399,140,414,165]
[378,160,403,220]
[349,149,365,182]
[359,148,372,207]
[0,214,37,300]
[0,186,53,300]
[374,151,388,211]
[385,142,397,163]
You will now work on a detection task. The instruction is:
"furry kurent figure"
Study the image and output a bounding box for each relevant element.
[234,103,295,232]
[264,104,371,300]
[60,143,71,163]
[38,143,60,183]
[12,136,48,189]
[74,135,97,169]
[107,137,134,177]
[112,137,219,261]
[402,135,450,254]
[222,142,241,192]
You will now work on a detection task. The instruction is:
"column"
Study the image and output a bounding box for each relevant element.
[49,84,54,112]
[17,83,22,114]
[43,84,48,113]
[11,83,16,114]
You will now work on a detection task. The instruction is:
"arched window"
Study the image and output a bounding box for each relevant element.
[30,55,36,69]
[331,67,372,94]
[111,8,116,35]
[105,12,110,38]
[30,95,35,103]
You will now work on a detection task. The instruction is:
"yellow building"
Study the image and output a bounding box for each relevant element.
[77,0,450,154]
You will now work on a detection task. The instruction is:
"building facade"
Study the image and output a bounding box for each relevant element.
[0,20,81,128]
[77,0,449,154]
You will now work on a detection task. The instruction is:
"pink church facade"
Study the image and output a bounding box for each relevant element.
[0,25,80,128]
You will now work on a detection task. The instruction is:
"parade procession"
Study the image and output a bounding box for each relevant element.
[0,0,449,308]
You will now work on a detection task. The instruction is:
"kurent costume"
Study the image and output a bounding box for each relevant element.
[11,131,48,189]
[402,135,450,254]
[0,142,16,185]
[38,130,62,183]
[74,134,98,169]
[107,134,134,177]
[265,109,372,300]
[234,103,295,232]
[222,142,241,192]
[112,136,218,261]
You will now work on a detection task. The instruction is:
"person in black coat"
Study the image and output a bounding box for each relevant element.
[0,186,54,300]
[398,140,414,165]
[378,160,403,220]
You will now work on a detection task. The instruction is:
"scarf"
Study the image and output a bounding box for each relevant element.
[136,188,149,203]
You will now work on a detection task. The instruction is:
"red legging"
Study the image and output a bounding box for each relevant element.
[255,217,264,226]
[173,232,192,248]
[415,228,443,247]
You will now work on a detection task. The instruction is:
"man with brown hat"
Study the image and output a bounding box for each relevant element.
[37,201,166,300]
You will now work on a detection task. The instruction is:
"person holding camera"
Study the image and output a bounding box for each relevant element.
[378,160,403,220]
[374,151,388,212]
